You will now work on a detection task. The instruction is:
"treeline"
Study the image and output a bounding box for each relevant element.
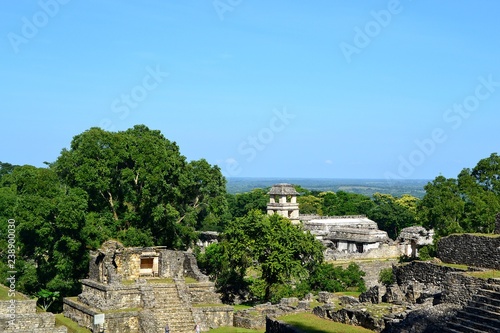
[226,187,419,240]
[0,125,229,303]
[1,124,499,308]
[227,153,500,240]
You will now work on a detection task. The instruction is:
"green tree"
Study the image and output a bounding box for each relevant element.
[321,191,374,216]
[418,153,500,237]
[54,125,228,249]
[227,188,268,218]
[418,176,465,237]
[200,210,324,302]
[297,195,323,215]
[0,166,89,298]
[308,262,366,293]
[368,193,418,239]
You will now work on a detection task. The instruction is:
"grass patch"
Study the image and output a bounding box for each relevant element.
[55,314,92,333]
[0,284,28,301]
[450,233,500,238]
[233,304,253,311]
[121,279,136,285]
[334,291,361,298]
[192,303,230,308]
[278,313,374,333]
[146,278,174,284]
[208,327,265,333]
[466,270,500,279]
[185,277,198,284]
[436,263,469,270]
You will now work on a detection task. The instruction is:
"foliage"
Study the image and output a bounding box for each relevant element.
[0,125,228,309]
[279,313,375,333]
[36,289,60,311]
[0,166,89,300]
[417,244,436,261]
[367,193,419,239]
[297,195,323,215]
[378,268,394,286]
[321,191,374,216]
[199,210,324,302]
[418,153,500,237]
[308,263,366,293]
[53,125,228,248]
[226,188,268,218]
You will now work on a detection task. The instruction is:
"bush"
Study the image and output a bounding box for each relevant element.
[378,268,394,286]
[418,244,436,261]
[308,263,366,293]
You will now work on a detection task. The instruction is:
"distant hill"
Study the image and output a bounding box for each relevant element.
[226,178,430,198]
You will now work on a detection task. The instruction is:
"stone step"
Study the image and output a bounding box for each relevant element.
[453,316,500,333]
[155,314,194,322]
[483,283,500,293]
[447,321,488,333]
[487,279,500,286]
[467,301,500,314]
[464,304,500,318]
[456,310,500,329]
[472,294,500,307]
[477,288,500,299]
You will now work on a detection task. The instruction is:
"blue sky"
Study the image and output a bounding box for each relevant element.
[1,1,499,179]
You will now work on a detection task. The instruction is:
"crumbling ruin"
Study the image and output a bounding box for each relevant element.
[63,240,232,333]
[266,183,434,260]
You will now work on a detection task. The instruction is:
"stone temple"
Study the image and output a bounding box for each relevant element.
[266,183,433,260]
[63,240,232,333]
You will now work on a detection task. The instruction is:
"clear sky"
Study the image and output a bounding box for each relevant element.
[1,1,499,179]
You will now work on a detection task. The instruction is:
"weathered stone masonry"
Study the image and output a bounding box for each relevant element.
[437,234,500,270]
[63,240,233,333]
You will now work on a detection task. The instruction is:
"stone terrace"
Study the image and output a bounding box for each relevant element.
[0,288,67,333]
[445,278,500,333]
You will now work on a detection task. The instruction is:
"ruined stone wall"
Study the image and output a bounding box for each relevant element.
[0,299,36,314]
[0,300,67,333]
[325,243,400,261]
[266,316,305,333]
[78,279,142,310]
[313,305,385,332]
[393,261,463,287]
[116,251,142,279]
[188,282,222,305]
[183,252,210,282]
[192,306,233,331]
[64,297,141,333]
[159,249,186,278]
[106,311,140,333]
[441,272,484,305]
[437,234,500,269]
[64,297,97,330]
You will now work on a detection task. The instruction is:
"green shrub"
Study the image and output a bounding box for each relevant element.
[418,244,436,261]
[378,268,394,286]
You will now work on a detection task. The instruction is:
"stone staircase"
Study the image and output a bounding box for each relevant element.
[149,279,196,333]
[446,279,500,333]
